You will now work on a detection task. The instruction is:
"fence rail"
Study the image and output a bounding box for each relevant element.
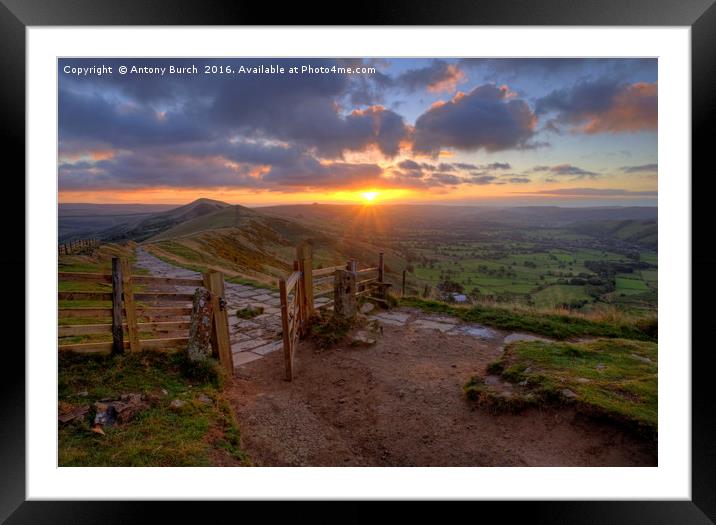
[58,237,99,256]
[58,257,233,372]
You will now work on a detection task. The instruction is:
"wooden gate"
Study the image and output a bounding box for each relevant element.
[58,256,234,373]
[278,261,303,381]
[278,245,389,381]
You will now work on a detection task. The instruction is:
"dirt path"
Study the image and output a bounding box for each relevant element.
[226,307,656,467]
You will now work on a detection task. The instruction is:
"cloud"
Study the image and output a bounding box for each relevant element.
[412,84,537,155]
[620,163,658,173]
[536,79,657,134]
[523,188,657,196]
[396,59,466,93]
[532,164,599,178]
[471,175,499,185]
[506,177,531,184]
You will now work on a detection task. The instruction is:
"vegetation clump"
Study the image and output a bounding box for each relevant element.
[236,305,264,320]
[466,338,657,436]
[58,350,246,466]
[400,297,656,342]
[307,311,355,350]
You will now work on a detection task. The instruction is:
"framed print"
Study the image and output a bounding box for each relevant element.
[4,0,714,522]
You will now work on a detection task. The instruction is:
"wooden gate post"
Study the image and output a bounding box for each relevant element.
[119,258,140,352]
[297,243,314,322]
[111,257,125,354]
[279,277,293,381]
[378,252,384,283]
[203,271,234,374]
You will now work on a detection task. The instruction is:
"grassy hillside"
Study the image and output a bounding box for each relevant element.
[101,198,230,242]
[143,205,409,288]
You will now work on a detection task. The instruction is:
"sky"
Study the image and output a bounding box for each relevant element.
[58,58,658,207]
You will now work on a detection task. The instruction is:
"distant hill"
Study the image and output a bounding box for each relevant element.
[99,198,231,242]
[58,203,177,241]
[569,219,658,249]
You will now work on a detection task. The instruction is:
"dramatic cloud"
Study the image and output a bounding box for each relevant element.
[396,59,465,93]
[412,84,537,155]
[536,79,657,134]
[620,163,658,173]
[532,164,599,178]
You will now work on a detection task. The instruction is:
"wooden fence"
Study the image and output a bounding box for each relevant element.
[58,257,233,372]
[58,237,99,256]
[278,244,389,381]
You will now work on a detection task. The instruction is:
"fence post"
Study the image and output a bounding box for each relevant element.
[111,257,125,354]
[119,258,140,352]
[297,243,314,322]
[334,269,357,320]
[279,277,293,381]
[203,271,234,373]
[402,269,406,297]
[378,252,384,283]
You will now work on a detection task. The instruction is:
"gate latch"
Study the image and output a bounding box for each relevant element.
[219,297,226,311]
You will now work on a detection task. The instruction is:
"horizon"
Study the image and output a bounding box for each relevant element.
[59,58,657,207]
[58,198,658,209]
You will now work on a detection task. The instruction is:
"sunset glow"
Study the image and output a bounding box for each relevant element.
[361,191,379,203]
[58,58,657,207]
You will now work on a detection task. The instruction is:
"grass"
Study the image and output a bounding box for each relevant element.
[58,351,249,466]
[237,305,263,320]
[401,297,657,342]
[469,338,657,435]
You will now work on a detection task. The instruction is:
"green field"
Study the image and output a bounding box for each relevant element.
[405,228,657,312]
[533,285,591,309]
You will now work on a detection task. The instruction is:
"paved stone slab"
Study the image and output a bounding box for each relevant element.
[412,319,456,332]
[252,341,283,355]
[451,325,498,339]
[373,311,411,324]
[503,333,551,345]
[232,352,263,367]
[232,339,271,353]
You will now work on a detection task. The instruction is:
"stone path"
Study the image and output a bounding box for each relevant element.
[134,248,288,368]
[367,307,551,350]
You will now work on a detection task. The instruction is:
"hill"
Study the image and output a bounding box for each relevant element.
[143,204,408,287]
[99,198,231,242]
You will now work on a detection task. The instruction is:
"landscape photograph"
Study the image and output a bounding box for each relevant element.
[57,57,658,467]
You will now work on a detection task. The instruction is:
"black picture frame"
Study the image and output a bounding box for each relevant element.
[3,0,712,522]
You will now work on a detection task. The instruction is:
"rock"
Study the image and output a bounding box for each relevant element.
[484,375,501,386]
[630,353,652,364]
[161,388,168,396]
[360,302,375,314]
[186,287,214,362]
[170,399,186,410]
[93,393,148,427]
[561,388,577,399]
[197,393,212,406]
[351,330,376,346]
[58,403,90,424]
[595,363,607,371]
[93,402,118,427]
[77,391,89,397]
[576,377,591,384]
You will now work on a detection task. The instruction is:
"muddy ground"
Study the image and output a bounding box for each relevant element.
[225,311,657,467]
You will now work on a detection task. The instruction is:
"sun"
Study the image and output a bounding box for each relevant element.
[361,191,379,203]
